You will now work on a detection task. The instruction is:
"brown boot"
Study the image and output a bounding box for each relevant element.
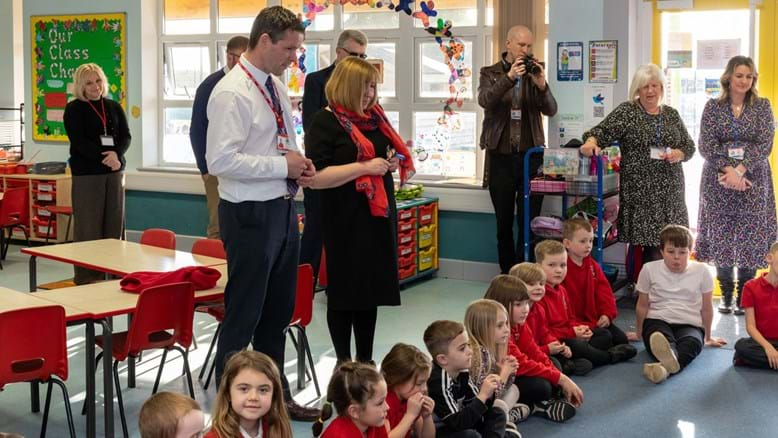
[285,399,321,422]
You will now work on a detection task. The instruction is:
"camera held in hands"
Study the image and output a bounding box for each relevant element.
[522,55,542,75]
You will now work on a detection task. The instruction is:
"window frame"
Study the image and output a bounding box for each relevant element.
[158,0,493,182]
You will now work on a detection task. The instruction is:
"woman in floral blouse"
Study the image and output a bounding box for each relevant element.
[695,56,776,315]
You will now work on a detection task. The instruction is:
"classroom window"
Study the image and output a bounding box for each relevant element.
[164,0,210,34]
[159,0,491,181]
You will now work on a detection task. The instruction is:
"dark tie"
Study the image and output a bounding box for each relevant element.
[265,76,298,197]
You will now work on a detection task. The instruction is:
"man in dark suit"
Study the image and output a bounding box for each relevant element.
[300,29,368,286]
[189,35,249,239]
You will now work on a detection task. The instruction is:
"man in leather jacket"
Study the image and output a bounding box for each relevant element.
[478,25,557,273]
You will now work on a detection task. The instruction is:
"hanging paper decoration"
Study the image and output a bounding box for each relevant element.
[412,1,437,27]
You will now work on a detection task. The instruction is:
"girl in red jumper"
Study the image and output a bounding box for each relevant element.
[485,275,583,423]
[205,350,292,438]
[313,362,389,438]
[380,344,436,438]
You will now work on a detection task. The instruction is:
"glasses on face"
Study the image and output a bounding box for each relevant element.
[340,47,368,59]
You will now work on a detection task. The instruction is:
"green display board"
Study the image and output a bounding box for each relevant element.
[30,13,126,142]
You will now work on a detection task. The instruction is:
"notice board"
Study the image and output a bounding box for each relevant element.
[30,13,127,142]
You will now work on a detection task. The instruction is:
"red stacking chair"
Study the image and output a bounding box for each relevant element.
[42,205,74,244]
[287,263,321,399]
[140,228,176,250]
[91,282,195,438]
[191,238,226,259]
[0,305,75,437]
[200,264,320,401]
[191,238,227,370]
[0,187,30,269]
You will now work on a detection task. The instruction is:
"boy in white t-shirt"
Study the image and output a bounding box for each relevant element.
[627,224,727,384]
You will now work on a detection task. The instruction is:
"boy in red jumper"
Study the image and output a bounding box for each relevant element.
[510,262,593,376]
[562,218,631,348]
[484,274,583,421]
[530,240,636,368]
[734,241,778,370]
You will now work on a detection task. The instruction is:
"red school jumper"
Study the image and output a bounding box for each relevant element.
[385,390,412,438]
[536,283,578,340]
[563,255,618,329]
[509,323,562,384]
[525,301,559,354]
[322,416,389,438]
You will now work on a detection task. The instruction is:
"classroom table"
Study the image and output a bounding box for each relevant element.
[0,287,103,438]
[32,264,226,438]
[21,238,227,292]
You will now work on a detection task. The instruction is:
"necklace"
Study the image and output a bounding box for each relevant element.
[731,100,744,117]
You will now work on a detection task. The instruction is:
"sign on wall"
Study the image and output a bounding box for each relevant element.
[557,42,583,82]
[30,13,127,142]
[589,40,618,83]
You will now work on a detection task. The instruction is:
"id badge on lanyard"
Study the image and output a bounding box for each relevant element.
[729,117,744,160]
[277,133,292,153]
[650,111,666,160]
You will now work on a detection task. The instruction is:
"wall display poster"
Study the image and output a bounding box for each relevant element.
[31,13,127,142]
[589,40,618,83]
[583,84,613,129]
[697,39,741,70]
[557,42,583,81]
[557,113,584,148]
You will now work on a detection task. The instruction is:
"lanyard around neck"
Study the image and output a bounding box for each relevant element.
[236,60,287,135]
[87,98,107,135]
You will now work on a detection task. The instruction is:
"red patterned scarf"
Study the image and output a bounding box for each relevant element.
[330,103,415,217]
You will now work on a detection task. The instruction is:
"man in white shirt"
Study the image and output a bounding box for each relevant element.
[206,5,318,420]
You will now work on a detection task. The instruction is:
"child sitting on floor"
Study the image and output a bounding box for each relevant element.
[314,362,389,438]
[562,218,631,348]
[733,241,778,370]
[138,392,204,438]
[485,275,582,423]
[423,320,507,437]
[529,240,636,369]
[380,343,436,438]
[630,224,727,384]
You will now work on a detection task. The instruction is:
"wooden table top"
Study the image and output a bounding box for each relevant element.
[0,287,90,320]
[32,264,228,319]
[21,239,227,276]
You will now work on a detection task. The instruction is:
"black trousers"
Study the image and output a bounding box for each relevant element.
[642,318,704,370]
[300,187,323,284]
[436,405,507,438]
[488,150,543,274]
[717,266,756,305]
[214,198,299,384]
[514,376,553,406]
[734,337,778,369]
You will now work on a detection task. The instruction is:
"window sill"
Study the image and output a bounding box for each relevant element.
[126,168,495,214]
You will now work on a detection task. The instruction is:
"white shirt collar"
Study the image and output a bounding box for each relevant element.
[239,422,262,438]
[239,54,271,88]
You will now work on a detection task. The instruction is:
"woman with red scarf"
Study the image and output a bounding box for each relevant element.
[306,57,415,366]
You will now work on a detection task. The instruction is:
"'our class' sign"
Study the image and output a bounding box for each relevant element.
[31,13,126,142]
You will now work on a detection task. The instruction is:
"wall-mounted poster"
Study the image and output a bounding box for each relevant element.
[557,42,583,81]
[589,40,618,83]
[31,13,127,142]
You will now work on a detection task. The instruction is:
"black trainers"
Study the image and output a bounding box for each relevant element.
[733,304,745,316]
[533,399,576,423]
[608,343,638,363]
[718,300,733,314]
[509,403,531,424]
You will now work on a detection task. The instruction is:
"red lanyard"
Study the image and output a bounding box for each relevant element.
[86,98,107,135]
[236,60,287,136]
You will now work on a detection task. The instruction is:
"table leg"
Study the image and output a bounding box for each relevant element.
[29,255,37,292]
[127,314,135,388]
[85,321,96,438]
[98,319,115,438]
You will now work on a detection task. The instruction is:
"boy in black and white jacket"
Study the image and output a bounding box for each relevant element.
[423,320,508,437]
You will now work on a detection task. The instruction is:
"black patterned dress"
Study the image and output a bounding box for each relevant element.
[695,97,776,269]
[583,101,696,246]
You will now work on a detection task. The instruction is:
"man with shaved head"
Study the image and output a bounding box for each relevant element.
[478,25,558,274]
